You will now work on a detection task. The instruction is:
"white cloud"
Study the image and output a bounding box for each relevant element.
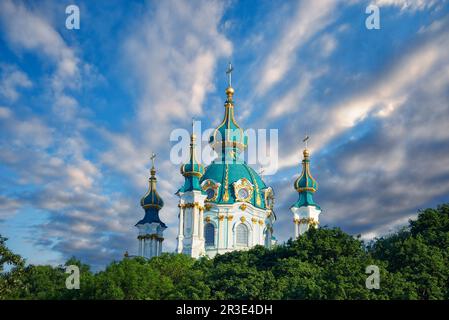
[0,195,21,220]
[0,0,80,91]
[256,0,339,95]
[277,18,449,170]
[373,0,440,12]
[0,65,32,101]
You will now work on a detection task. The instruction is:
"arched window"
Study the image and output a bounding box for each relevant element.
[204,223,215,247]
[236,223,249,246]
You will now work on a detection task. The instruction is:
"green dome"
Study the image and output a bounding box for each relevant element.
[209,87,248,153]
[291,148,320,210]
[179,133,205,193]
[180,135,205,177]
[200,160,268,209]
[294,149,317,193]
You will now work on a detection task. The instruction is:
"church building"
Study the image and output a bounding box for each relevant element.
[135,64,321,259]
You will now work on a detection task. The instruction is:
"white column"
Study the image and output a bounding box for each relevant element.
[294,220,299,238]
[144,239,149,258]
[148,237,154,258]
[138,238,142,257]
[177,207,184,253]
[192,206,198,236]
[154,239,159,257]
[152,237,157,258]
[228,219,233,249]
[199,209,204,239]
[160,239,163,255]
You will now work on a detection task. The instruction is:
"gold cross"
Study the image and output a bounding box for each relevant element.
[150,152,156,168]
[226,62,233,87]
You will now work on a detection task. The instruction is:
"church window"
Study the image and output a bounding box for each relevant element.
[236,223,249,246]
[205,223,215,246]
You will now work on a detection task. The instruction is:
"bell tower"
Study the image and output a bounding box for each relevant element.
[176,124,207,258]
[136,154,167,258]
[291,141,321,238]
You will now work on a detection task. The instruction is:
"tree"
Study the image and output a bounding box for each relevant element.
[0,235,26,299]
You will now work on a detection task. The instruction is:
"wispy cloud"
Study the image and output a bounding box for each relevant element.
[256,0,339,95]
[0,64,32,101]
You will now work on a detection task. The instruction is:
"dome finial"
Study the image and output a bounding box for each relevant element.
[226,61,233,88]
[150,152,156,176]
[191,118,196,142]
[225,62,234,100]
[302,135,310,159]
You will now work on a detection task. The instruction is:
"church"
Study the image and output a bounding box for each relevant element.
[135,64,321,259]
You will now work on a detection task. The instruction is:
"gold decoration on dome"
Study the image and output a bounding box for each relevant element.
[233,178,254,202]
[245,168,261,206]
[239,204,247,211]
[240,216,246,223]
[223,164,229,201]
[201,179,220,202]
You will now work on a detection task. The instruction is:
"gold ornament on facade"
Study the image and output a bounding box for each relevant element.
[239,203,247,211]
[258,219,264,225]
[298,217,319,227]
[201,179,220,202]
[227,214,234,221]
[205,216,211,223]
[233,178,254,203]
[218,215,225,221]
[240,216,246,223]
[251,217,258,224]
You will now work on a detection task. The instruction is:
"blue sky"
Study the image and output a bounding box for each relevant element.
[1,0,449,269]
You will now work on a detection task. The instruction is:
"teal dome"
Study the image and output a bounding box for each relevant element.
[180,135,205,177]
[140,167,164,209]
[291,148,320,210]
[178,133,205,193]
[209,87,248,153]
[294,149,317,193]
[200,160,268,209]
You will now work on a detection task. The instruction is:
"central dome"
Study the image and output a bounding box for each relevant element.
[200,160,268,209]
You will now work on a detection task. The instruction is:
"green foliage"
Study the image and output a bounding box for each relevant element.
[0,235,26,299]
[1,203,449,300]
[369,204,449,299]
